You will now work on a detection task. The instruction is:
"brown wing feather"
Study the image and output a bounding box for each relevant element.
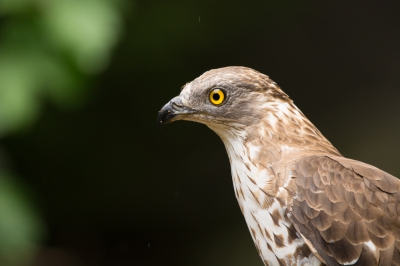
[290,155,400,266]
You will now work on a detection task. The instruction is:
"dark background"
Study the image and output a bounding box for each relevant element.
[2,1,400,265]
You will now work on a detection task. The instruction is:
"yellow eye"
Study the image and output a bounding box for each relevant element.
[209,89,225,105]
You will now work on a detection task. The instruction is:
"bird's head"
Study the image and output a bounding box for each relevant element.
[158,66,340,160]
[157,66,291,132]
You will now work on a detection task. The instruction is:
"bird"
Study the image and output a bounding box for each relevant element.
[157,66,400,266]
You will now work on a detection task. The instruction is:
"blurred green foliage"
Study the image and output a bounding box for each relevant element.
[0,171,43,266]
[0,0,125,264]
[0,0,124,135]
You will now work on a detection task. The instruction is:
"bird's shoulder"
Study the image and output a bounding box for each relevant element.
[285,154,400,266]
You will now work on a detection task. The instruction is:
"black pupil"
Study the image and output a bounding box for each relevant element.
[213,93,220,101]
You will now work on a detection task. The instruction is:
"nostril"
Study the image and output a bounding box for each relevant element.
[171,101,183,109]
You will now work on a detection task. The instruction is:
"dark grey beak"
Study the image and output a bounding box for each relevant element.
[157,96,195,130]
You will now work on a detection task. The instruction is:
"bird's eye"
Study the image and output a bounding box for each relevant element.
[209,88,225,105]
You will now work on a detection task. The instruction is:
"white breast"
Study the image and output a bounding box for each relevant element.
[219,133,321,265]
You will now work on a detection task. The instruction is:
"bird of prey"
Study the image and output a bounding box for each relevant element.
[157,66,400,266]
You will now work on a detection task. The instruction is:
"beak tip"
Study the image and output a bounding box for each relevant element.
[157,109,164,131]
[157,118,163,131]
[157,96,190,131]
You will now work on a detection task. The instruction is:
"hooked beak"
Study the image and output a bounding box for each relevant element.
[157,96,196,130]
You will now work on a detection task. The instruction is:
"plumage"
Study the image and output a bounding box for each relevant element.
[157,66,400,266]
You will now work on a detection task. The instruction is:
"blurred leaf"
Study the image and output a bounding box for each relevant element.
[41,0,122,73]
[0,170,45,266]
[0,0,31,15]
[0,0,126,135]
[0,47,41,135]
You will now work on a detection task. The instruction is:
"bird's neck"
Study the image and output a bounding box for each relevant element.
[207,102,338,265]
[210,101,340,165]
